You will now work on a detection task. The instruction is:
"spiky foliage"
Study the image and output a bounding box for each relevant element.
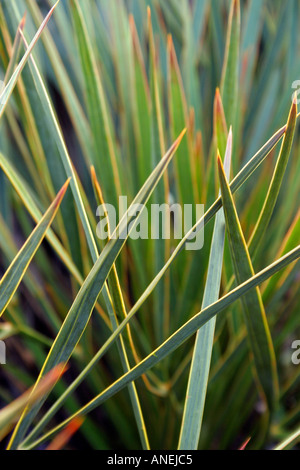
[0,0,299,450]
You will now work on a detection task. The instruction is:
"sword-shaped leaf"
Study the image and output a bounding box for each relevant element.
[0,364,66,442]
[0,179,70,318]
[249,98,297,258]
[17,121,293,448]
[22,245,300,450]
[0,1,60,118]
[220,0,240,129]
[178,130,232,450]
[217,155,278,410]
[8,129,186,449]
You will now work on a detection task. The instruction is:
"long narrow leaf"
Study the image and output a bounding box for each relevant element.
[220,0,240,129]
[217,155,278,409]
[249,98,297,257]
[18,121,293,447]
[274,428,300,450]
[0,179,70,317]
[8,129,186,449]
[178,130,232,450]
[0,1,59,118]
[0,364,65,441]
[22,245,300,449]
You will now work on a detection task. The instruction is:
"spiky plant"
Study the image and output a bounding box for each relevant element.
[0,0,299,450]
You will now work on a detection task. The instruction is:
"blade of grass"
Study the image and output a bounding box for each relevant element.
[17,119,292,446]
[70,0,121,208]
[217,99,298,312]
[0,364,65,441]
[178,130,232,450]
[16,116,294,446]
[18,24,124,360]
[90,166,150,450]
[217,155,278,410]
[109,0,138,195]
[3,1,84,273]
[274,428,300,450]
[91,121,290,343]
[19,30,98,261]
[3,13,26,85]
[0,153,111,333]
[18,25,131,344]
[220,0,240,130]
[175,88,228,327]
[214,88,228,160]
[248,98,298,258]
[24,0,93,167]
[8,130,185,449]
[0,153,83,285]
[22,245,300,449]
[0,179,70,318]
[129,14,152,185]
[0,4,57,203]
[167,34,196,205]
[148,7,169,345]
[263,209,300,302]
[0,0,60,118]
[0,208,62,332]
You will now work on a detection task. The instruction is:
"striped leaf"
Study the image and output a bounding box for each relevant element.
[217,155,278,410]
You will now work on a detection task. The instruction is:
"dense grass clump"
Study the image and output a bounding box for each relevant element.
[0,0,299,450]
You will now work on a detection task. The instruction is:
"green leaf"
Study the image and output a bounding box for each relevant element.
[15,18,151,451]
[148,8,169,344]
[101,122,289,341]
[220,0,240,129]
[0,1,60,119]
[0,365,65,442]
[3,12,26,85]
[178,130,232,450]
[19,30,98,263]
[263,209,300,302]
[274,428,300,450]
[214,88,228,160]
[0,179,70,318]
[24,0,93,167]
[22,245,300,450]
[167,34,196,205]
[90,167,150,450]
[0,152,83,285]
[20,121,291,446]
[70,0,121,208]
[217,155,278,410]
[249,98,298,258]
[7,129,186,450]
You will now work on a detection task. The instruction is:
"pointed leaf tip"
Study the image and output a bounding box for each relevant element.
[227,126,233,145]
[48,0,61,17]
[128,14,135,33]
[214,87,221,103]
[166,129,186,159]
[233,0,241,15]
[174,128,187,148]
[19,12,27,30]
[53,0,61,10]
[292,93,298,111]
[90,165,96,179]
[55,178,71,206]
[217,152,223,169]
